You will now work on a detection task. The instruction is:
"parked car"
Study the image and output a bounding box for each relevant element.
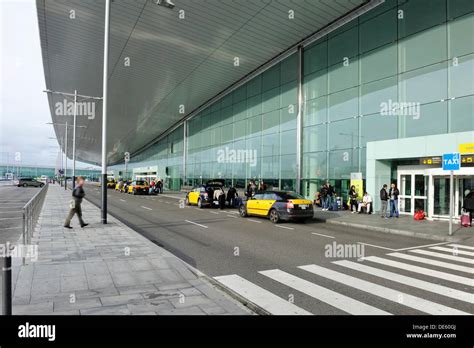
[239,191,313,223]
[127,180,149,195]
[17,178,45,188]
[106,178,116,189]
[185,179,225,208]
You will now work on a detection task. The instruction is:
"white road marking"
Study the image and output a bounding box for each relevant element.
[300,264,469,315]
[141,206,153,211]
[361,256,473,286]
[259,269,389,315]
[247,219,262,224]
[311,232,335,239]
[356,242,395,251]
[185,220,208,229]
[334,260,473,304]
[388,252,474,274]
[214,274,311,315]
[447,244,474,251]
[410,249,474,264]
[227,215,237,218]
[429,246,474,257]
[275,225,294,230]
[356,241,450,252]
[120,199,126,202]
[159,200,164,202]
[0,211,22,214]
[209,211,219,215]
[0,217,22,220]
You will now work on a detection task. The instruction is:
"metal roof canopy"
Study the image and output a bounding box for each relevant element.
[37,0,382,165]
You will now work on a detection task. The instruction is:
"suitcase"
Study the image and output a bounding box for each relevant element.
[461,212,471,227]
[328,201,338,211]
[233,197,242,208]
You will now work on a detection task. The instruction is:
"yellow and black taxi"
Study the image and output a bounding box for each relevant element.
[239,191,313,223]
[127,180,149,195]
[106,178,116,189]
[185,179,225,208]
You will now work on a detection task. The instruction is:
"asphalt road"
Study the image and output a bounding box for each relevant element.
[0,184,41,245]
[84,184,473,315]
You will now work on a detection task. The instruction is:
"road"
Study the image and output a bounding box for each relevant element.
[84,184,474,315]
[0,185,40,245]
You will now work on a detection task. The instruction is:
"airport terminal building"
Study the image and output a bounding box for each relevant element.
[38,0,474,220]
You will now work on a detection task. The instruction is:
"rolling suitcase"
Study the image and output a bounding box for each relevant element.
[461,210,471,227]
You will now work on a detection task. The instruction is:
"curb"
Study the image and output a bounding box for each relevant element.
[324,219,469,242]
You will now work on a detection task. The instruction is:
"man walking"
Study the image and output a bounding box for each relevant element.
[389,183,399,218]
[380,184,389,219]
[64,176,89,229]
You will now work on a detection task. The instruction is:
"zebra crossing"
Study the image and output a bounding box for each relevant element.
[214,243,474,315]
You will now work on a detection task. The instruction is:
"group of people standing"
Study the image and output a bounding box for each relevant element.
[320,181,336,211]
[245,180,267,198]
[347,183,399,217]
[149,179,163,194]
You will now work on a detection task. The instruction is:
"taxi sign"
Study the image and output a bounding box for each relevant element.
[442,153,460,171]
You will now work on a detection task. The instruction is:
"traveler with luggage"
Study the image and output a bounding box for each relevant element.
[462,188,474,227]
[358,192,372,214]
[348,185,358,213]
[227,186,238,207]
[320,183,329,211]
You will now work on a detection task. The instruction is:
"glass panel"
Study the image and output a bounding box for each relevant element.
[403,102,448,138]
[328,150,358,180]
[449,96,474,133]
[261,133,279,157]
[262,87,280,113]
[328,57,359,93]
[434,177,450,215]
[280,129,296,155]
[449,53,474,98]
[400,198,412,213]
[328,87,359,122]
[361,44,398,83]
[280,82,297,109]
[414,175,426,196]
[399,25,447,73]
[328,118,358,151]
[399,62,447,105]
[280,53,297,84]
[304,70,328,100]
[303,124,327,153]
[304,97,327,127]
[400,174,412,196]
[415,198,427,212]
[247,75,262,97]
[448,14,474,58]
[360,113,398,147]
[360,9,397,53]
[361,76,397,116]
[262,64,280,92]
[448,0,474,19]
[302,152,327,179]
[262,110,279,135]
[398,0,446,39]
[247,94,262,118]
[328,26,359,66]
[304,40,328,75]
[281,155,297,179]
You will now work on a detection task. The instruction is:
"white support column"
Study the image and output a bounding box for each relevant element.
[295,45,304,194]
[183,120,187,186]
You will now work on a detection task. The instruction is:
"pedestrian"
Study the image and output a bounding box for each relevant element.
[157,179,163,194]
[348,185,358,213]
[327,181,335,209]
[218,189,226,210]
[380,184,389,219]
[227,186,238,207]
[258,180,267,191]
[357,192,372,214]
[64,176,88,229]
[462,188,474,227]
[320,183,329,211]
[389,183,399,218]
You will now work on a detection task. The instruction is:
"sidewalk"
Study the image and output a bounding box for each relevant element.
[11,185,251,315]
[314,209,474,242]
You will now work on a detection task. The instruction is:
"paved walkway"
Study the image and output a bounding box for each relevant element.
[11,185,251,315]
[314,209,473,242]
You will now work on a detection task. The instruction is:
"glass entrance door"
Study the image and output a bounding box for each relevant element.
[433,176,450,217]
[398,171,428,215]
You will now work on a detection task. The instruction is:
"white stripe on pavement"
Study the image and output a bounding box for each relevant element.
[259,269,389,315]
[209,211,219,215]
[333,260,473,304]
[447,244,474,251]
[429,246,474,257]
[247,219,262,224]
[311,232,335,239]
[141,206,153,211]
[299,264,469,315]
[275,225,294,230]
[120,199,126,202]
[0,217,22,220]
[214,274,311,315]
[410,249,474,265]
[361,256,473,286]
[185,220,208,229]
[388,252,474,274]
[227,215,237,218]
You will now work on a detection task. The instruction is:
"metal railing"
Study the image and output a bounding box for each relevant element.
[1,182,49,315]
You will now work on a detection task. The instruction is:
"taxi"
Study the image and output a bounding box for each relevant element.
[127,180,149,195]
[239,191,313,223]
[185,179,225,208]
[106,178,116,189]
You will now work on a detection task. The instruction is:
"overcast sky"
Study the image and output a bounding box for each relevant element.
[0,0,97,170]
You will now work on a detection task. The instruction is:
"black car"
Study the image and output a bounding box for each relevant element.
[17,178,45,188]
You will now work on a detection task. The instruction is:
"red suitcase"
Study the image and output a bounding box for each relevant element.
[461,213,471,227]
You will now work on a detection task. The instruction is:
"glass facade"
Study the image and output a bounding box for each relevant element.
[0,165,100,180]
[123,0,473,197]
